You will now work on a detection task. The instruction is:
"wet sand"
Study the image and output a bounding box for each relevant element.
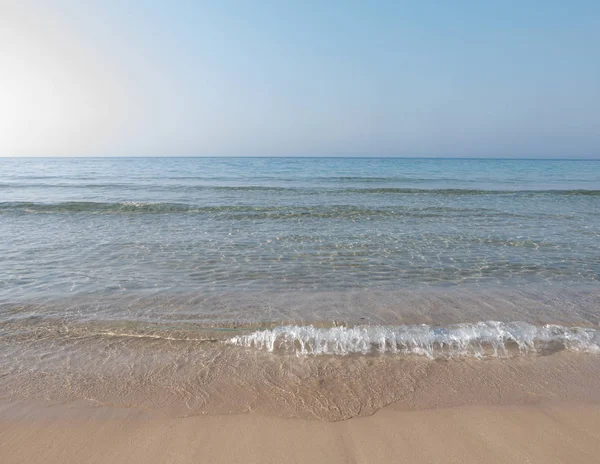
[2,305,600,462]
[1,340,600,463]
[1,400,599,463]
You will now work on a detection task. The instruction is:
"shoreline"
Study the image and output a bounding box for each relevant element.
[1,399,599,463]
[2,331,600,420]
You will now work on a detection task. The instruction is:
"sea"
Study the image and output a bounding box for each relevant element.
[1,157,599,419]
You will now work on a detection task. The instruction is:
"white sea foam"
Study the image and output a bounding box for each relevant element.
[227,322,600,358]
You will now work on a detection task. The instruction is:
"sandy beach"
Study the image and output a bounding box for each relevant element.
[1,326,600,462]
[2,399,599,463]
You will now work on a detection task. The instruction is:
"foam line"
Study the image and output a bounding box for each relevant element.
[227,321,600,358]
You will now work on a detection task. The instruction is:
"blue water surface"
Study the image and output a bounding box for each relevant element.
[0,157,598,304]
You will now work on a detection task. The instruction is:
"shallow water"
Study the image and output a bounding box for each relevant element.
[1,158,599,302]
[1,157,599,418]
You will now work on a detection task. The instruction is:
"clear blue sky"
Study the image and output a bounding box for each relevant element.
[1,0,599,157]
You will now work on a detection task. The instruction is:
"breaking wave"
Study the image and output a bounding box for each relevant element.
[227,322,600,358]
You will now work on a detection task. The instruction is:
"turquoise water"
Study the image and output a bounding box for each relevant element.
[0,157,599,325]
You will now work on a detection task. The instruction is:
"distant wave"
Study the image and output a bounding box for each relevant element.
[213,187,600,196]
[0,182,151,190]
[0,201,537,218]
[340,188,600,196]
[227,322,600,358]
[0,183,296,191]
[0,201,195,214]
[1,181,599,196]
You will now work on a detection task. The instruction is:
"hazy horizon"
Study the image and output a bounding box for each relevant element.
[2,1,599,159]
[2,155,600,160]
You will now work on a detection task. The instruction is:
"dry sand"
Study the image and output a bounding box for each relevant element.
[1,400,599,463]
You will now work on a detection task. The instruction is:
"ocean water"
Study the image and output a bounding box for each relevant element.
[1,157,600,418]
[1,157,599,296]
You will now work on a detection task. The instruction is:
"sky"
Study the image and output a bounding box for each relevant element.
[1,1,599,158]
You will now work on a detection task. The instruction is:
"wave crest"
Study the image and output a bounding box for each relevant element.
[227,322,600,358]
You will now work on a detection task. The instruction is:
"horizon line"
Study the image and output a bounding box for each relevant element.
[1,155,600,161]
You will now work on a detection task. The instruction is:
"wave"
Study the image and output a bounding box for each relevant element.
[340,188,600,196]
[0,201,195,214]
[0,183,297,192]
[0,202,534,219]
[2,181,599,197]
[212,187,600,196]
[227,322,600,358]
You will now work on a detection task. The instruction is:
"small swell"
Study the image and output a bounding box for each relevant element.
[340,188,600,196]
[0,202,506,218]
[227,322,600,358]
[94,331,219,342]
[0,201,194,214]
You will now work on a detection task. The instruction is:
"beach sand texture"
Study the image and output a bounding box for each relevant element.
[1,400,599,464]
